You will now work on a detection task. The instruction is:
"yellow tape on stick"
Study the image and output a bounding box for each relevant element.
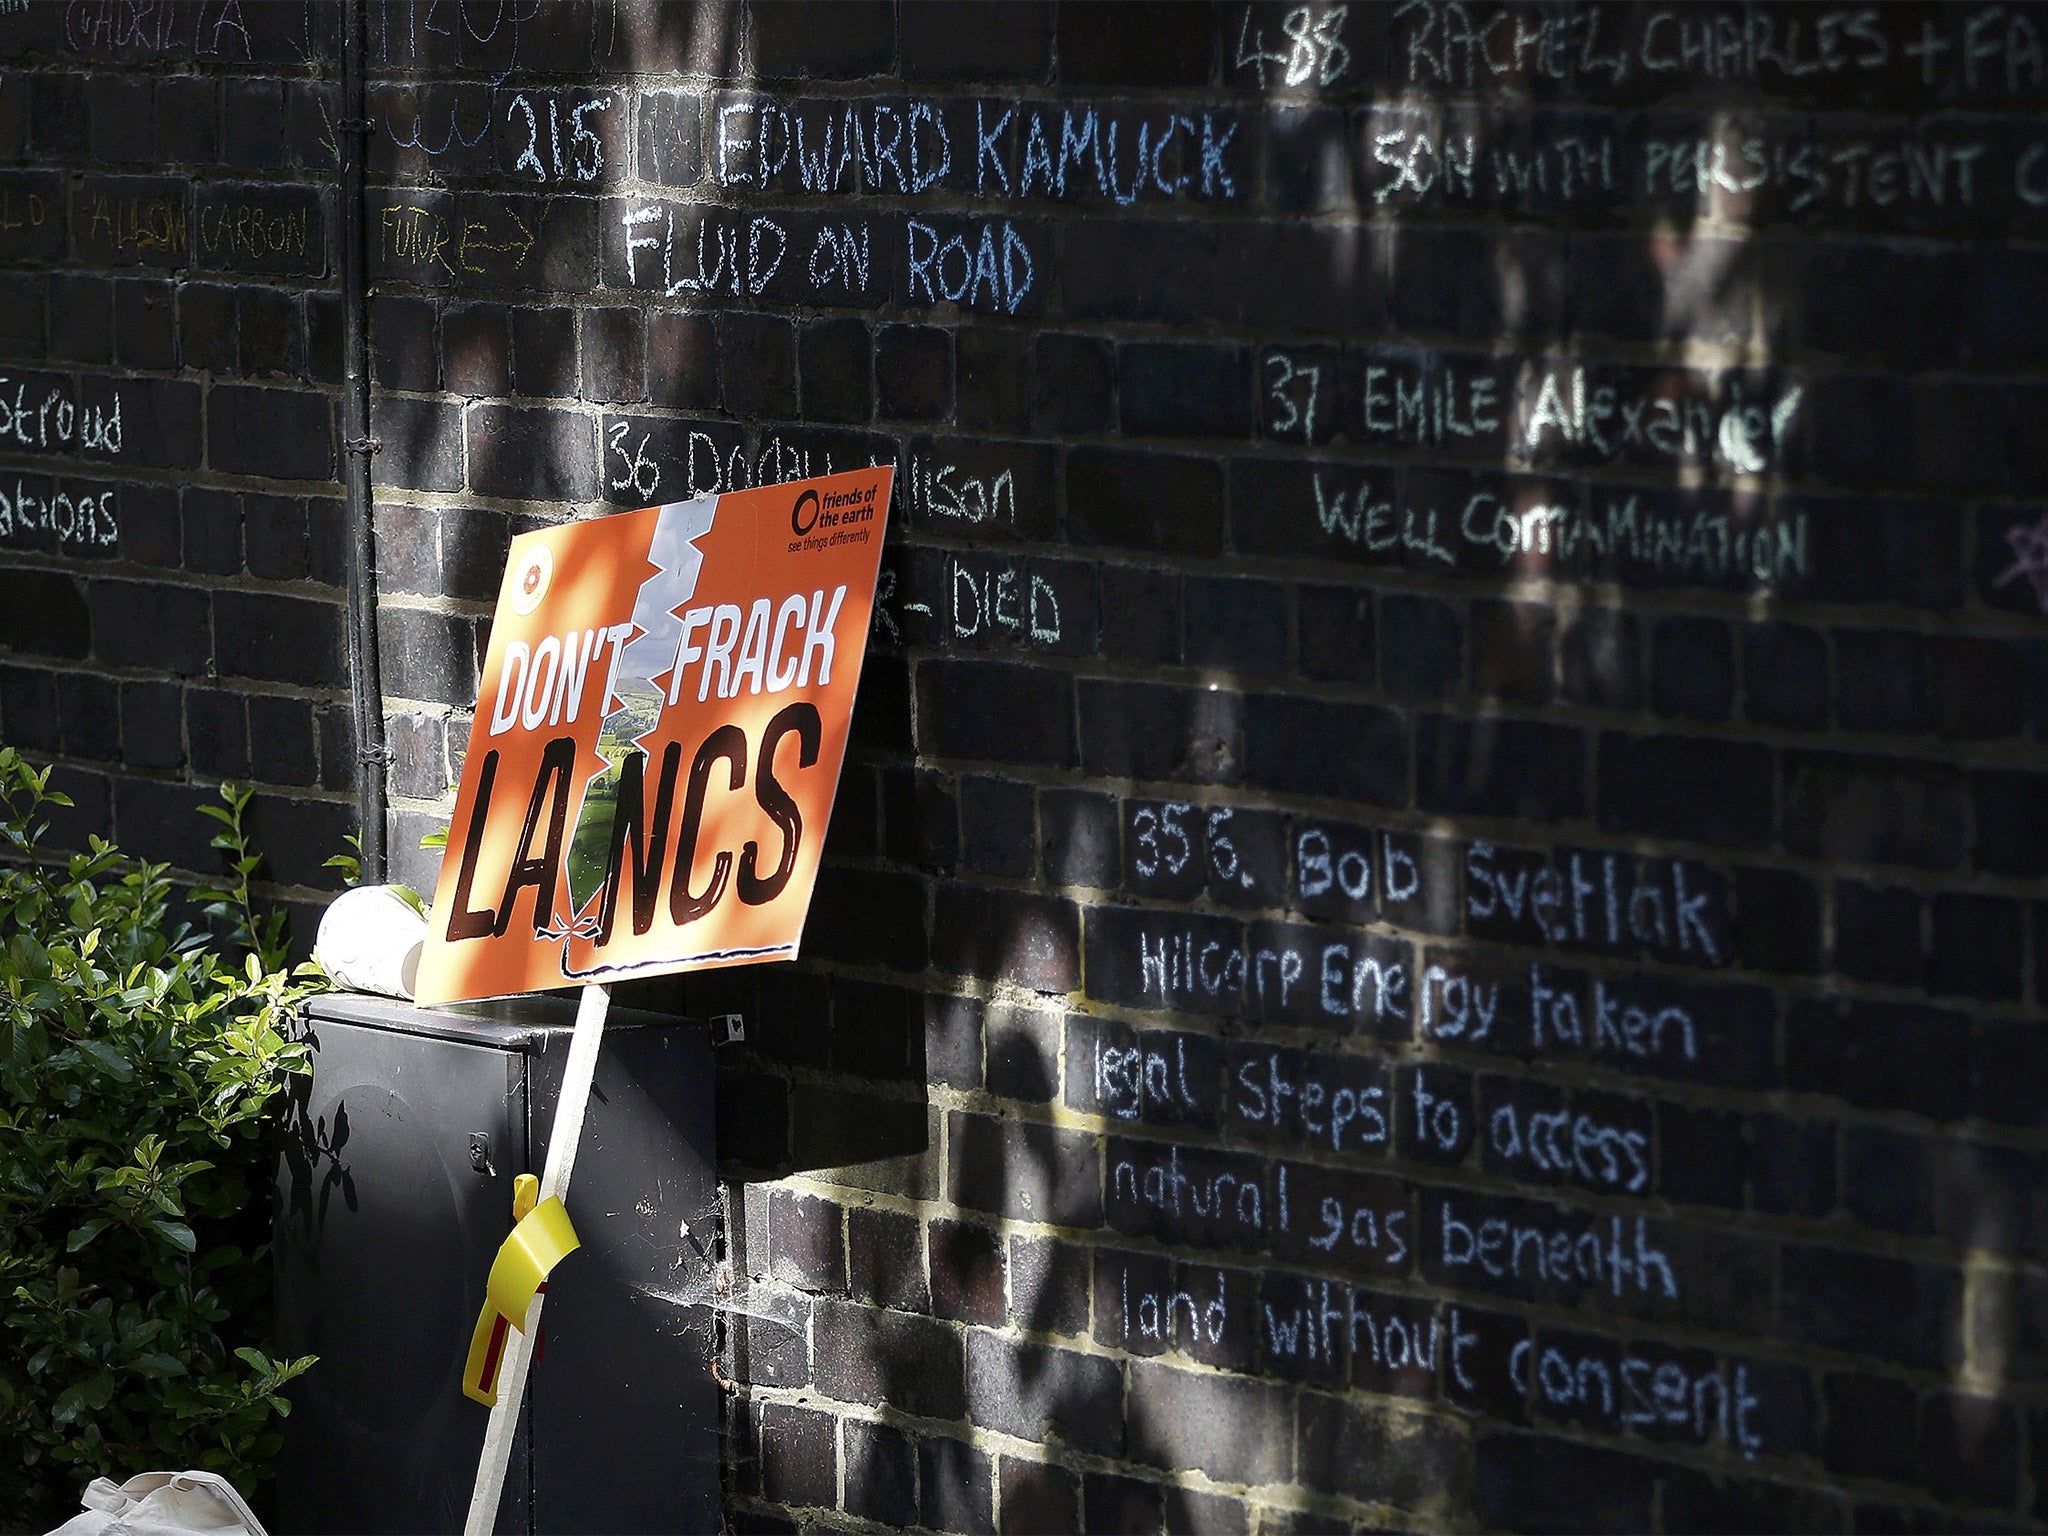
[462,1191,580,1406]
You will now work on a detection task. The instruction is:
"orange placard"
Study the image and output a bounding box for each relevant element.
[414,468,893,1005]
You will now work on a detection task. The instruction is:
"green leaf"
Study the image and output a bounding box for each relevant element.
[149,1220,197,1254]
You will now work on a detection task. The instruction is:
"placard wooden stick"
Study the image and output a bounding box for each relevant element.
[463,980,612,1536]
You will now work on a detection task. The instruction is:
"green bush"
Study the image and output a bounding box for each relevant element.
[0,749,318,1526]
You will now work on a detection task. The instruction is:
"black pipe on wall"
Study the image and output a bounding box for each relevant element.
[337,0,386,882]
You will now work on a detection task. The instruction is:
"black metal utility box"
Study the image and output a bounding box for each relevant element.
[273,992,722,1534]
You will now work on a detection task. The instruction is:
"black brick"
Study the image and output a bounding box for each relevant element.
[1243,694,1404,805]
[919,658,1073,766]
[6,572,91,660]
[813,1297,964,1419]
[1972,769,2048,879]
[875,324,952,422]
[88,580,207,674]
[1184,575,1288,675]
[1743,622,1828,730]
[1380,593,1464,701]
[209,385,332,480]
[467,404,596,503]
[1067,448,1224,557]
[1783,753,1968,870]
[1599,732,1772,848]
[798,317,871,424]
[215,592,345,688]
[1786,995,1970,1121]
[1417,715,1583,823]
[1057,3,1211,86]
[949,1110,1099,1228]
[932,882,1079,993]
[1119,342,1251,439]
[1077,678,1238,784]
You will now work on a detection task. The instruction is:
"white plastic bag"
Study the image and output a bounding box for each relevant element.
[44,1470,268,1536]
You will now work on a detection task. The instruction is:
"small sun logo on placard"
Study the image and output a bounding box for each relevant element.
[510,545,553,615]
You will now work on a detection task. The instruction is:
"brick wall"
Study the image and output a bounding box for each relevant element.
[5,1,2048,1530]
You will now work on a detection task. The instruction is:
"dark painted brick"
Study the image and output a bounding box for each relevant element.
[968,1331,1123,1457]
[748,0,894,78]
[209,385,332,480]
[1298,1395,1470,1513]
[1243,694,1404,805]
[932,881,1079,993]
[768,1189,845,1294]
[1751,1116,1836,1220]
[579,306,644,404]
[1297,584,1373,685]
[1380,593,1464,701]
[1835,881,1923,988]
[956,328,1031,433]
[1082,1472,1161,1535]
[1600,731,1772,847]
[1184,575,1288,675]
[719,312,797,419]
[758,1401,835,1510]
[985,1006,1058,1103]
[1081,679,1241,785]
[1787,994,1969,1121]
[467,404,596,502]
[844,1418,916,1527]
[119,681,182,770]
[185,688,249,778]
[88,580,208,674]
[1067,448,1224,557]
[921,1439,995,1536]
[1127,1362,1289,1486]
[1041,787,1117,889]
[1475,1433,1656,1535]
[1743,621,1828,730]
[1098,566,1181,666]
[929,1218,1004,1325]
[999,1456,1079,1536]
[1782,1245,1962,1372]
[8,572,91,660]
[376,607,475,705]
[1651,614,1734,722]
[371,395,465,494]
[919,658,1073,766]
[1844,1125,1936,1237]
[48,274,111,365]
[1558,607,1640,713]
[814,1297,964,1419]
[875,323,952,422]
[1120,341,1251,439]
[799,317,870,424]
[1733,866,1820,974]
[949,1111,1100,1229]
[881,763,958,872]
[959,775,1035,878]
[1783,753,1969,870]
[370,294,436,392]
[1927,893,2023,1001]
[1035,332,1114,435]
[510,307,576,398]
[1057,2,1211,86]
[1417,715,1583,823]
[1972,769,2048,879]
[210,592,341,688]
[1469,598,1554,707]
[1921,1392,2019,1508]
[1824,1372,1920,1483]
